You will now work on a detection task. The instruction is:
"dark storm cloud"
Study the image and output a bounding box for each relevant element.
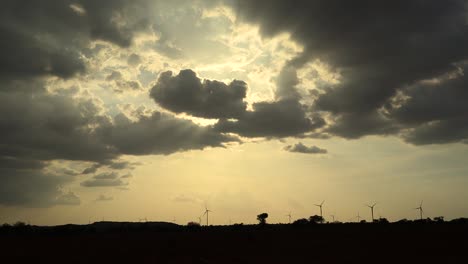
[0,82,117,164]
[403,117,468,145]
[284,142,327,154]
[0,166,77,207]
[327,111,400,139]
[231,0,468,143]
[215,99,324,138]
[150,69,248,119]
[388,66,468,144]
[99,111,238,155]
[0,0,150,80]
[388,68,468,126]
[150,65,324,139]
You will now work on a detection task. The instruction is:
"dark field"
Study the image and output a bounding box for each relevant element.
[1,222,468,263]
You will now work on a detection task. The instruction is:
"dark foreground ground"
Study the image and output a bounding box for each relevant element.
[1,221,468,263]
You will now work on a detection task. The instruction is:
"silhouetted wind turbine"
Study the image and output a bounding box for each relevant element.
[286,212,292,224]
[198,216,202,225]
[356,212,361,222]
[415,200,424,220]
[366,203,377,222]
[330,214,335,222]
[315,200,325,218]
[203,205,212,226]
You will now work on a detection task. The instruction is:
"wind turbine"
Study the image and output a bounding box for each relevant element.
[286,212,292,224]
[356,212,361,222]
[315,200,325,218]
[415,201,424,220]
[198,216,202,225]
[330,214,335,222]
[366,203,377,222]
[203,205,212,226]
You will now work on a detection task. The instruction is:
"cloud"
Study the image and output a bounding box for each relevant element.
[0,0,150,80]
[151,69,248,119]
[55,191,81,206]
[0,81,117,164]
[284,142,327,154]
[106,71,123,81]
[82,164,101,174]
[127,53,142,66]
[0,166,76,207]
[231,0,468,143]
[326,111,400,139]
[81,172,128,187]
[98,111,238,155]
[215,99,324,138]
[0,79,235,205]
[105,70,142,93]
[95,194,114,202]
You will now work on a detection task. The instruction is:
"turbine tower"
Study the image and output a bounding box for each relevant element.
[356,212,361,222]
[286,212,292,224]
[366,203,377,222]
[330,214,335,222]
[415,201,424,220]
[203,205,211,226]
[315,200,325,218]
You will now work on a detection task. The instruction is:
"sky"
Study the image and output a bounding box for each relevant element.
[1,0,468,226]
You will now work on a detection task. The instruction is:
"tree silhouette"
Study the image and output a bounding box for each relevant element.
[309,215,324,224]
[257,213,268,225]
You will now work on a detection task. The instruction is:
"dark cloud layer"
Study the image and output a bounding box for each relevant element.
[151,69,248,119]
[284,142,327,154]
[0,166,78,207]
[99,111,237,155]
[0,0,150,80]
[231,0,468,144]
[215,99,324,138]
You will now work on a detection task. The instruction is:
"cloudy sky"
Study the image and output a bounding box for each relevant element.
[1,0,468,225]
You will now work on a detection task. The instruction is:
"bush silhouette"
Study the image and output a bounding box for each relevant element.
[309,215,324,224]
[187,221,200,227]
[293,218,309,225]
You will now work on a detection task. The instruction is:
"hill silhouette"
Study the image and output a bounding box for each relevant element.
[1,218,468,263]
